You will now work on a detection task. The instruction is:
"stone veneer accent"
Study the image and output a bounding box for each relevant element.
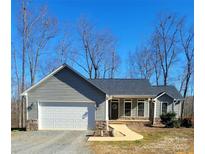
[95,120,107,130]
[26,120,38,131]
[153,118,162,125]
[95,121,113,136]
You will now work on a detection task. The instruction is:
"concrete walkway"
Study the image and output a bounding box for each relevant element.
[88,124,143,141]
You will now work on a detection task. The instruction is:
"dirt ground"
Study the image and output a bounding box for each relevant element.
[89,125,194,154]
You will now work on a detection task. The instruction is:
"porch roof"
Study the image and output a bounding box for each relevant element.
[152,85,183,99]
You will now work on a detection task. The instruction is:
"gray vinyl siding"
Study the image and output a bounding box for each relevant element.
[155,100,161,117]
[174,101,182,118]
[27,67,106,121]
[155,93,181,118]
[155,94,173,117]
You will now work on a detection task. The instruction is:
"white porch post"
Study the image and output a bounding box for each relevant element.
[153,101,156,125]
[105,99,109,131]
[147,98,150,117]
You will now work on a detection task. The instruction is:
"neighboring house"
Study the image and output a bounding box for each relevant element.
[21,64,184,131]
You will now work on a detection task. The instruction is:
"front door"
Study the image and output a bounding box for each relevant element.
[111,102,118,119]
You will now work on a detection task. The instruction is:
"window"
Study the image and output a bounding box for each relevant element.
[124,100,132,116]
[162,102,168,114]
[138,102,144,117]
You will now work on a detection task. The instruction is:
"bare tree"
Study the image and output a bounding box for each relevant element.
[11,44,21,101]
[178,19,194,119]
[55,23,73,65]
[102,48,120,78]
[26,6,57,85]
[77,17,117,79]
[128,47,153,79]
[16,0,28,128]
[151,52,161,85]
[39,25,74,77]
[15,0,57,127]
[20,0,27,93]
[128,51,137,78]
[109,49,120,78]
[179,19,194,98]
[77,18,93,78]
[149,36,161,85]
[152,14,180,85]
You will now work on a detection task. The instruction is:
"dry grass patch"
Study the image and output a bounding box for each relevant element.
[89,125,194,154]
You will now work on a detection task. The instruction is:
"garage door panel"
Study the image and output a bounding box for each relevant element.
[39,102,95,130]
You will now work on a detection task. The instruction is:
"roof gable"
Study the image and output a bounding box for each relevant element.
[152,85,183,99]
[21,64,105,95]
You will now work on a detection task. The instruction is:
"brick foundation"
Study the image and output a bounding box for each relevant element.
[26,120,38,131]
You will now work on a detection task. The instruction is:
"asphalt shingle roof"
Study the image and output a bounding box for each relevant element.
[88,79,154,96]
[88,79,183,99]
[152,85,183,99]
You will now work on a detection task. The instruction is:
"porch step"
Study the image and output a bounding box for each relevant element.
[109,121,124,124]
[109,120,151,126]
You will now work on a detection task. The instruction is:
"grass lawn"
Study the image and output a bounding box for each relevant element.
[89,125,194,154]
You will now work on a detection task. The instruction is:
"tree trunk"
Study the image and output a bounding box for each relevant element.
[183,63,191,98]
[94,68,98,79]
[164,75,167,86]
[181,64,191,119]
[155,71,159,86]
[21,0,27,128]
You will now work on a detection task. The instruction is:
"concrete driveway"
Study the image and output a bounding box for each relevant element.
[11,131,93,154]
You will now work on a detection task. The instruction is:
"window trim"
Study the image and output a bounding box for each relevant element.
[124,99,132,117]
[137,100,145,117]
[161,102,168,114]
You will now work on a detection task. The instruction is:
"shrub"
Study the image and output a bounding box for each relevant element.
[173,120,181,128]
[160,112,177,128]
[181,118,193,128]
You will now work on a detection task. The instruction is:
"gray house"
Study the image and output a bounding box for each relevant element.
[21,64,183,131]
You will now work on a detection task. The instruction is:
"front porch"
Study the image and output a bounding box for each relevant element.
[106,97,154,123]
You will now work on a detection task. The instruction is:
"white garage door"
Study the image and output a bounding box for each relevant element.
[38,102,95,130]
